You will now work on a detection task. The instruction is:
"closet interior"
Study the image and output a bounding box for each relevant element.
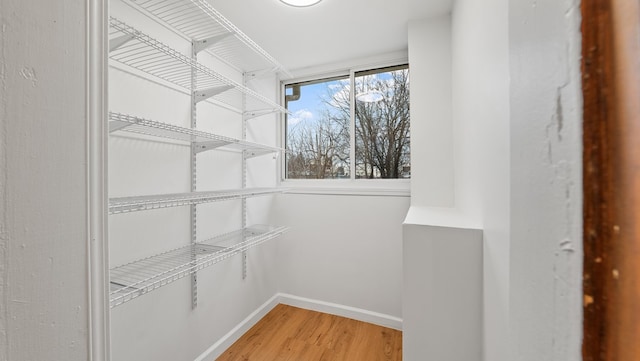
[107,0,290,358]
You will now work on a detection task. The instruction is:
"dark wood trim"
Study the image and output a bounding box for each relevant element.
[582,0,640,360]
[582,1,614,359]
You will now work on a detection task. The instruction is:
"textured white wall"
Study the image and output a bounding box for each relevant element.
[0,0,90,360]
[509,0,583,360]
[451,1,510,360]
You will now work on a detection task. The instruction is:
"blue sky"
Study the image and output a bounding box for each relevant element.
[285,68,406,131]
[285,79,347,129]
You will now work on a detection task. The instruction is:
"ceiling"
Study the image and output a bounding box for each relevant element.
[211,0,453,74]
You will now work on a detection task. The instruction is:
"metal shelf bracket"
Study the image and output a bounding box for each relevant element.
[243,109,279,120]
[244,68,280,81]
[109,120,132,133]
[194,33,235,54]
[195,85,234,103]
[109,34,135,52]
[194,140,231,153]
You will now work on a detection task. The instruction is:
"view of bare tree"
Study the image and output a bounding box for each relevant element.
[286,67,409,179]
[286,113,349,178]
[354,68,410,178]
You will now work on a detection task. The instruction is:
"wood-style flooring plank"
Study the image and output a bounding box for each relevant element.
[216,304,402,361]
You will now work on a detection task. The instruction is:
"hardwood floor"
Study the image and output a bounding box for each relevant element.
[216,304,402,361]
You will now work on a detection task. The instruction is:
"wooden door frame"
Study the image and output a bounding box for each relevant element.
[582,0,640,360]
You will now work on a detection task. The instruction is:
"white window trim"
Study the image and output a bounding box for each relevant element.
[282,179,410,197]
[279,58,411,197]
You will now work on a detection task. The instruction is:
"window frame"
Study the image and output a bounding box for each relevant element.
[279,61,410,197]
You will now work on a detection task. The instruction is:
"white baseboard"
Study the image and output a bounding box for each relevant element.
[278,293,403,331]
[193,293,403,361]
[193,294,280,361]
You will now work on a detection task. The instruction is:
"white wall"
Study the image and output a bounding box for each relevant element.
[0,0,90,360]
[508,0,583,360]
[450,2,583,360]
[271,32,412,329]
[403,223,483,361]
[108,2,282,360]
[402,14,485,360]
[274,193,408,326]
[0,1,585,360]
[408,16,454,208]
[451,1,510,361]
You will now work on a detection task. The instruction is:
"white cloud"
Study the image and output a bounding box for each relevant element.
[329,79,350,90]
[288,109,314,126]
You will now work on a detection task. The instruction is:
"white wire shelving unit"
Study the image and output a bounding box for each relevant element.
[109,188,284,215]
[110,225,289,308]
[108,17,288,114]
[109,112,283,158]
[121,0,292,78]
[108,0,291,310]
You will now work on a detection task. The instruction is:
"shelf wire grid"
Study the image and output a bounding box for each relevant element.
[108,17,288,114]
[109,112,283,157]
[124,0,291,77]
[109,187,284,214]
[109,225,289,308]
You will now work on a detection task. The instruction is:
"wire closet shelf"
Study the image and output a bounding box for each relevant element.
[109,112,284,157]
[123,0,292,77]
[110,225,289,308]
[108,17,288,114]
[109,188,285,215]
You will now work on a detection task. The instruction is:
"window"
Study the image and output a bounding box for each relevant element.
[284,64,410,180]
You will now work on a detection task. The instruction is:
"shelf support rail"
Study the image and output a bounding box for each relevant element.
[241,72,249,280]
[190,41,199,310]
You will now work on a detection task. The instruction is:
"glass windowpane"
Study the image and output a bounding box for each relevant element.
[285,77,350,179]
[354,66,410,179]
[284,65,410,180]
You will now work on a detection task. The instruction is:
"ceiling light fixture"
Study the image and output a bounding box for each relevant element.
[280,0,322,7]
[356,91,384,103]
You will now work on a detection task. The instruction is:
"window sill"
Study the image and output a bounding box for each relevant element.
[280,179,410,197]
